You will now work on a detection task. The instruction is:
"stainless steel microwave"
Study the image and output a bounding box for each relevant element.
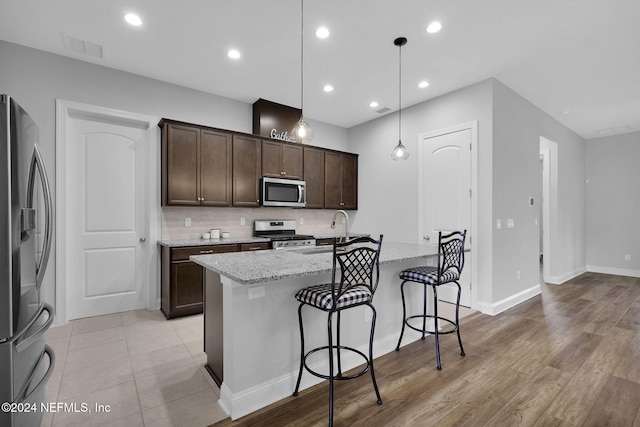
[261,177,306,207]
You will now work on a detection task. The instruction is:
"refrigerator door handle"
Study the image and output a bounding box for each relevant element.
[8,303,54,348]
[26,143,53,290]
[14,345,55,403]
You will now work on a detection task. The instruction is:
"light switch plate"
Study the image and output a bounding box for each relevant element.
[507,219,515,228]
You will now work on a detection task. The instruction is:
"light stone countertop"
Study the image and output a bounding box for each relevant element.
[190,241,440,285]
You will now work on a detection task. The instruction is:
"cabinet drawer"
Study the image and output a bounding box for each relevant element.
[315,238,335,247]
[171,244,238,261]
[240,242,270,251]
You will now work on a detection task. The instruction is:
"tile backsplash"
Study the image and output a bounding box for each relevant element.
[161,206,354,240]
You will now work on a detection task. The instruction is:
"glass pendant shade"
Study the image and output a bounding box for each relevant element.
[292,116,314,143]
[391,140,409,160]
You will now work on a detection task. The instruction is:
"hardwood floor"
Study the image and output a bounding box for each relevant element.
[212,272,640,426]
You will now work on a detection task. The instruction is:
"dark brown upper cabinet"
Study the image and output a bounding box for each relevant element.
[232,135,262,207]
[303,146,325,209]
[161,120,232,206]
[324,151,358,210]
[262,140,303,180]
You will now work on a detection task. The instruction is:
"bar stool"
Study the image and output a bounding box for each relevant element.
[293,235,383,427]
[395,230,466,370]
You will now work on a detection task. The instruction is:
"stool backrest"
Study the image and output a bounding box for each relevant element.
[331,235,383,304]
[437,230,467,280]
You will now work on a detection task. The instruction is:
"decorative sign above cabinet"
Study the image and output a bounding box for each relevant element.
[252,98,301,142]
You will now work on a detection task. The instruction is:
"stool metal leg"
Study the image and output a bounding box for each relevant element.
[455,282,465,356]
[368,304,383,405]
[432,285,442,370]
[293,303,305,396]
[395,281,408,351]
[327,311,335,427]
[421,283,428,340]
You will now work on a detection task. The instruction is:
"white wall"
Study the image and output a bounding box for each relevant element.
[586,131,640,276]
[349,78,587,313]
[0,40,348,311]
[348,79,495,307]
[491,80,586,297]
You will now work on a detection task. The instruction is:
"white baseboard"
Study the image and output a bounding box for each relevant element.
[475,283,542,316]
[545,266,587,284]
[586,265,640,278]
[218,332,412,420]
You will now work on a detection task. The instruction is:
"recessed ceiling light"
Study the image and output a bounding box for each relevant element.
[426,21,442,34]
[418,81,430,88]
[227,49,241,59]
[323,84,334,92]
[369,101,379,108]
[124,13,142,26]
[316,27,330,39]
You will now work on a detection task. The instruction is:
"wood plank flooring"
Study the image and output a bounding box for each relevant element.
[212,272,640,426]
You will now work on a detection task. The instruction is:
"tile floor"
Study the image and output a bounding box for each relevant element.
[43,310,228,427]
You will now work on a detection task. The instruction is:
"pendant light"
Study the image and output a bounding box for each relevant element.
[291,0,313,143]
[391,37,409,161]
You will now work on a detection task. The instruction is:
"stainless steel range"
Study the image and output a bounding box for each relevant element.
[254,219,316,250]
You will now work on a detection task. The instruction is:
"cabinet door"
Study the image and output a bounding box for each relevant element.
[341,153,358,210]
[164,123,200,205]
[282,144,303,179]
[303,146,324,209]
[324,151,358,210]
[324,151,343,209]
[171,261,204,314]
[261,140,283,178]
[201,130,232,206]
[233,135,262,206]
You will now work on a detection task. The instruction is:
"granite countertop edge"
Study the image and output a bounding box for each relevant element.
[190,242,441,286]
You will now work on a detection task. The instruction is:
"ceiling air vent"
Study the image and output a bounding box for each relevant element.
[62,34,104,59]
[376,107,391,114]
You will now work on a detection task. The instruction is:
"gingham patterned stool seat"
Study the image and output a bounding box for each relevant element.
[295,283,373,311]
[399,266,460,285]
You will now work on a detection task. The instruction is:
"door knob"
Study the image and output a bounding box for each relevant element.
[423,235,430,241]
[140,237,146,243]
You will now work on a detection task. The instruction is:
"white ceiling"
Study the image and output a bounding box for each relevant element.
[1,0,639,139]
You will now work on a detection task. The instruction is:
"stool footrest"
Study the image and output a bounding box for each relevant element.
[403,314,459,335]
[303,345,370,381]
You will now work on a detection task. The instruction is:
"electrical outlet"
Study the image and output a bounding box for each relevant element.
[248,286,265,300]
[364,309,372,322]
[240,217,246,226]
[625,254,631,261]
[517,270,521,280]
[185,218,191,227]
[299,217,304,225]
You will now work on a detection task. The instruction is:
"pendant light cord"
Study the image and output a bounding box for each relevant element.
[398,40,402,143]
[300,0,304,114]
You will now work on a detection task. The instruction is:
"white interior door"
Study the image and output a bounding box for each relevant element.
[420,127,472,307]
[65,112,150,320]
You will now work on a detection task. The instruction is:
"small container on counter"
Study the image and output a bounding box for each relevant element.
[202,233,211,239]
[210,229,220,239]
[221,231,230,238]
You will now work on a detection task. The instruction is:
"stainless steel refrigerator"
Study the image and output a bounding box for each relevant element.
[1,95,55,427]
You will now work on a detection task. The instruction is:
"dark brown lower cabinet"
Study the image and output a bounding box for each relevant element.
[161,244,238,319]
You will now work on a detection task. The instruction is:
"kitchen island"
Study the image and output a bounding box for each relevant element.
[191,242,443,420]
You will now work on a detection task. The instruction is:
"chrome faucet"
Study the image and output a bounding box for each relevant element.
[330,210,349,242]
